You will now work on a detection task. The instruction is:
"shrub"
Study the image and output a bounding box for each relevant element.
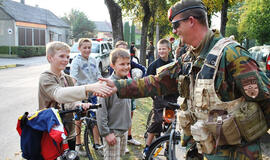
[0,46,46,57]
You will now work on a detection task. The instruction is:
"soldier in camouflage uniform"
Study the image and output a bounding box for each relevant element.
[101,0,270,159]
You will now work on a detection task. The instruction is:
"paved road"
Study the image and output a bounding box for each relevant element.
[0,61,48,159]
[0,56,47,67]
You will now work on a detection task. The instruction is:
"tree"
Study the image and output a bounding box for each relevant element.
[124,22,130,45]
[225,2,243,42]
[239,0,270,45]
[104,0,124,46]
[118,0,175,66]
[130,22,136,44]
[62,9,95,41]
[203,0,243,36]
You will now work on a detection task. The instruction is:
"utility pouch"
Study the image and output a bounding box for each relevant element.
[196,135,215,154]
[179,109,194,136]
[191,120,215,154]
[234,102,267,142]
[178,75,190,98]
[205,110,241,147]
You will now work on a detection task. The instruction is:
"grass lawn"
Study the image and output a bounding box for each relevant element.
[81,97,153,160]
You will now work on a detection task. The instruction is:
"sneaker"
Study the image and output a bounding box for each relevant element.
[75,144,87,157]
[125,148,130,154]
[142,147,149,159]
[93,144,104,150]
[127,138,141,146]
[93,144,104,156]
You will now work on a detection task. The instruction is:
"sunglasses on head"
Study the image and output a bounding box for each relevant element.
[172,17,189,30]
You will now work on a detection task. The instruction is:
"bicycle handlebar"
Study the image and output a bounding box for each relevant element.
[59,104,101,116]
[167,102,180,110]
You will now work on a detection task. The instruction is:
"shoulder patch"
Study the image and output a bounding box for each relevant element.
[241,76,259,98]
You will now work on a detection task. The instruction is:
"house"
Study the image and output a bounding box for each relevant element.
[0,0,70,46]
[93,21,112,41]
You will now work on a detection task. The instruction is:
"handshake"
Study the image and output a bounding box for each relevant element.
[84,78,117,98]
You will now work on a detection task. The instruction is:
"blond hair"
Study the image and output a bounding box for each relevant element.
[157,38,171,49]
[78,38,92,48]
[110,48,130,65]
[46,41,70,58]
[115,40,128,48]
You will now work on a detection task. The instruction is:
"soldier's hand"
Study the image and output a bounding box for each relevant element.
[99,78,117,95]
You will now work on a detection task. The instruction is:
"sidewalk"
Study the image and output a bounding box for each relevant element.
[0,56,47,69]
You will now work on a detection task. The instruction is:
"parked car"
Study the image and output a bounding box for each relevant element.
[64,40,112,75]
[248,45,270,77]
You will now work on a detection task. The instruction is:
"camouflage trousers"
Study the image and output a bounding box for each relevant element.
[183,135,262,160]
[203,140,262,160]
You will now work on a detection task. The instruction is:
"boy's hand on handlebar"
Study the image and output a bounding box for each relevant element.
[80,103,92,110]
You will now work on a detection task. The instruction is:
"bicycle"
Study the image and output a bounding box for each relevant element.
[144,101,177,143]
[145,102,203,160]
[144,102,180,160]
[59,104,103,160]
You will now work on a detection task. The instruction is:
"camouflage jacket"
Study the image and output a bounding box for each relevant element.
[114,30,270,124]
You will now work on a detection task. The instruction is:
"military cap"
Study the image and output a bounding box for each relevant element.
[168,0,206,21]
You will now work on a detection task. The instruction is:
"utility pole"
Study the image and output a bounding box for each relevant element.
[8,28,13,55]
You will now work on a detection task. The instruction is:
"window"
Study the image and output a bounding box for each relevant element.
[58,34,62,41]
[101,44,105,54]
[18,28,25,45]
[40,30,45,45]
[49,31,54,42]
[26,29,32,45]
[18,27,45,46]
[34,29,39,45]
[107,43,112,50]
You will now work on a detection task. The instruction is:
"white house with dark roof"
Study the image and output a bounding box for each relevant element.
[93,21,112,40]
[0,0,70,46]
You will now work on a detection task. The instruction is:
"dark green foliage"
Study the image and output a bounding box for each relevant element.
[124,21,130,45]
[0,46,45,57]
[239,0,270,45]
[130,22,136,44]
[62,9,96,41]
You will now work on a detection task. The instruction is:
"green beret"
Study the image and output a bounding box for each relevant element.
[168,0,206,21]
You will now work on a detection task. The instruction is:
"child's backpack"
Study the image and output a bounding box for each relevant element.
[16,108,68,160]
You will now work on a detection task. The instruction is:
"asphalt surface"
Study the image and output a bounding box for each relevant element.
[0,56,48,69]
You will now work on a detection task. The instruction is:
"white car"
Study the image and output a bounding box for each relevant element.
[64,40,112,74]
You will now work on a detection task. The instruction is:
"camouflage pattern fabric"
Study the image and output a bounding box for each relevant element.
[113,29,270,159]
[204,141,262,160]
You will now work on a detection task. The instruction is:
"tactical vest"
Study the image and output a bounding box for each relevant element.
[178,38,267,154]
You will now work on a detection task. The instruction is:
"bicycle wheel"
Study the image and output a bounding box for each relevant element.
[145,134,181,160]
[84,123,103,160]
[144,109,154,140]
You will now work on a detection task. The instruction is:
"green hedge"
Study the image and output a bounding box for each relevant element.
[0,46,46,58]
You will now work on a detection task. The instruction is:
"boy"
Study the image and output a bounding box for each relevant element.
[112,41,145,150]
[97,48,132,160]
[70,38,103,155]
[38,41,112,151]
[143,39,178,157]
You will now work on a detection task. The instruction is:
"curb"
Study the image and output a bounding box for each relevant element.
[0,64,22,69]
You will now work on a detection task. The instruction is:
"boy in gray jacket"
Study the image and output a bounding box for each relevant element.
[70,38,103,155]
[97,48,131,160]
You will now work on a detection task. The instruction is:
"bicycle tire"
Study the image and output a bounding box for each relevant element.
[84,123,103,160]
[146,109,154,130]
[144,109,154,141]
[145,134,181,160]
